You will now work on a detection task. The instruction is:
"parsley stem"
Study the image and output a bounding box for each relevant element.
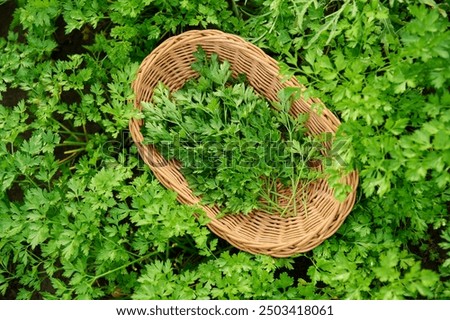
[24,175,40,189]
[56,141,87,147]
[165,242,170,260]
[50,118,82,142]
[230,0,242,20]
[89,252,159,286]
[253,12,279,43]
[57,152,79,165]
[63,148,85,155]
[57,130,86,136]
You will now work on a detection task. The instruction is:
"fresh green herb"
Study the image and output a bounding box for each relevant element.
[142,48,325,215]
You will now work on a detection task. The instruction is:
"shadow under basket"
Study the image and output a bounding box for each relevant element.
[129,29,359,257]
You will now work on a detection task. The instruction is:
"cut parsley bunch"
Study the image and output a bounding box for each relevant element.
[142,47,324,215]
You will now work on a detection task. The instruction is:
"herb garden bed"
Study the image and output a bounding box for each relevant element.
[0,0,449,300]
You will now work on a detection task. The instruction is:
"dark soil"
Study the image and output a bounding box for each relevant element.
[51,16,95,60]
[1,87,27,108]
[0,1,16,38]
[0,2,28,108]
[409,225,449,277]
[275,254,313,290]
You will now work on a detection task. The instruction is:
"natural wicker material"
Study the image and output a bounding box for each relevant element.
[130,30,358,257]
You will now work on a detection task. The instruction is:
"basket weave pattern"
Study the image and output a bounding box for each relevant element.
[130,30,358,257]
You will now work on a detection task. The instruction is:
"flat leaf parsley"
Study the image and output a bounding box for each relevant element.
[142,47,327,216]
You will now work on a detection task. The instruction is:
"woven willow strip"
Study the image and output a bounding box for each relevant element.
[130,30,359,257]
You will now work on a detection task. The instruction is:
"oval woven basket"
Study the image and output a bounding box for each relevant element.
[130,30,358,257]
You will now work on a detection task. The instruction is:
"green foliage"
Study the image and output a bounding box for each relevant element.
[0,0,449,300]
[133,253,303,299]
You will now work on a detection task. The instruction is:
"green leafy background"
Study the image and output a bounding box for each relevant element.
[0,0,449,299]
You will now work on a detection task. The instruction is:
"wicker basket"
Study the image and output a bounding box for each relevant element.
[129,30,358,257]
